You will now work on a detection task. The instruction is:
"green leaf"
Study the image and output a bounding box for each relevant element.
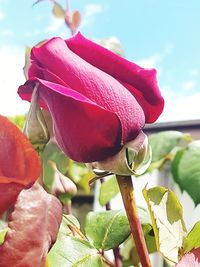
[149,131,191,162]
[47,215,102,267]
[67,161,93,193]
[143,186,187,263]
[99,176,119,206]
[85,208,150,251]
[52,2,65,18]
[9,115,26,130]
[48,235,102,267]
[0,218,8,251]
[183,221,200,253]
[0,228,8,245]
[85,210,130,250]
[172,141,200,205]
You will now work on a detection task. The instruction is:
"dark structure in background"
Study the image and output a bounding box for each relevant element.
[144,120,200,139]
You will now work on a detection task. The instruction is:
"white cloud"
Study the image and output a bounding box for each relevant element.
[45,17,64,33]
[0,10,5,20]
[159,93,200,122]
[161,85,176,100]
[84,4,103,17]
[137,43,173,69]
[81,4,104,28]
[182,80,196,91]
[137,54,162,69]
[0,45,29,116]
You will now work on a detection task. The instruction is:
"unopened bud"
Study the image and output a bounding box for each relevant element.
[50,161,77,202]
[23,84,50,152]
[87,131,152,176]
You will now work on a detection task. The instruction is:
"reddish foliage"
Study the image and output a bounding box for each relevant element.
[0,184,62,267]
[0,115,41,215]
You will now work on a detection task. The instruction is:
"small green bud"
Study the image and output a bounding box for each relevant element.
[23,84,50,152]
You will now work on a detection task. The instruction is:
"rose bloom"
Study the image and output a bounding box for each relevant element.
[18,33,164,163]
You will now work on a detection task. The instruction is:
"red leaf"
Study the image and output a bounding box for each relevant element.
[0,183,62,267]
[176,248,200,267]
[0,115,41,215]
[70,10,81,33]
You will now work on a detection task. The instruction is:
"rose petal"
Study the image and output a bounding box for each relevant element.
[29,62,69,88]
[0,115,41,215]
[26,37,145,144]
[66,32,164,122]
[0,183,62,267]
[19,79,123,162]
[22,63,69,109]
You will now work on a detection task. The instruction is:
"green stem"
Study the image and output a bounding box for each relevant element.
[116,175,151,267]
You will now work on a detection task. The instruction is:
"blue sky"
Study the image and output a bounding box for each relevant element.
[0,0,200,121]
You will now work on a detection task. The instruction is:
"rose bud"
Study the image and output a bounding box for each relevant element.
[23,85,50,152]
[18,32,164,164]
[49,161,77,201]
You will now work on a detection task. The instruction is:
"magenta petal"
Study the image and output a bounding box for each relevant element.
[28,62,44,80]
[25,63,70,107]
[19,79,123,162]
[20,37,145,146]
[66,32,164,122]
[29,62,69,88]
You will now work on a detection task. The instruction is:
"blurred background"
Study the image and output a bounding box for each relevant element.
[0,0,200,121]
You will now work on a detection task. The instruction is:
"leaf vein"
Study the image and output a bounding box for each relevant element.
[101,210,122,249]
[72,253,98,266]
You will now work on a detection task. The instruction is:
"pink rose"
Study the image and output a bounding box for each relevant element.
[18,32,164,162]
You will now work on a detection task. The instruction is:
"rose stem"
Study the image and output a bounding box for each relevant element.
[63,201,72,215]
[101,256,115,267]
[116,175,151,267]
[100,178,122,267]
